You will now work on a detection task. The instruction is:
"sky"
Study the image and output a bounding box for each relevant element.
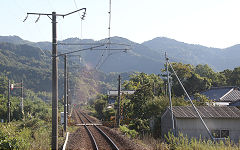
[1,0,240,48]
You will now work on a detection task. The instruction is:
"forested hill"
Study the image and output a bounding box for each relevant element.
[0,35,240,74]
[142,37,240,71]
[0,42,52,92]
[0,40,130,98]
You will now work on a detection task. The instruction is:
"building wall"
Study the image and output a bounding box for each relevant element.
[175,118,240,142]
[161,109,175,137]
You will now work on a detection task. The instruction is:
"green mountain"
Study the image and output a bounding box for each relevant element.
[142,37,240,71]
[0,38,129,101]
[1,35,240,75]
[0,42,52,92]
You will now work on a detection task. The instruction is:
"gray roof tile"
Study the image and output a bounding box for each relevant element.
[172,106,240,118]
[200,87,240,102]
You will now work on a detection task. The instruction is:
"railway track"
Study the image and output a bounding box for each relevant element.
[75,109,120,150]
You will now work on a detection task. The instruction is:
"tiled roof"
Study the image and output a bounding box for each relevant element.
[200,87,240,102]
[220,89,240,102]
[171,106,240,119]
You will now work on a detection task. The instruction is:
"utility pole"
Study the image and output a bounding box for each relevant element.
[21,80,24,117]
[52,12,58,150]
[7,80,10,123]
[165,52,175,135]
[64,54,67,132]
[117,75,121,127]
[24,8,86,150]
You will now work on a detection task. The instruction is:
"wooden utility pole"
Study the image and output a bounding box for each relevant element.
[7,80,10,123]
[117,75,121,127]
[64,54,67,132]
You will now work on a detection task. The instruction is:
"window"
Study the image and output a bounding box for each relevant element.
[211,129,229,138]
[221,130,229,138]
[211,130,220,138]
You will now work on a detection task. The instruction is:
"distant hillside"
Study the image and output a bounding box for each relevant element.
[142,37,239,71]
[0,35,240,74]
[0,39,127,99]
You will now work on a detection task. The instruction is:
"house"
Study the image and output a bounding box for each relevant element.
[161,106,240,142]
[229,100,240,107]
[107,90,135,104]
[199,87,240,106]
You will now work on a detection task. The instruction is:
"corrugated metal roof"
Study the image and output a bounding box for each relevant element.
[172,106,240,119]
[200,87,240,102]
[107,90,135,96]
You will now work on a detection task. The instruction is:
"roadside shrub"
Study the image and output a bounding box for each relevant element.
[119,125,138,138]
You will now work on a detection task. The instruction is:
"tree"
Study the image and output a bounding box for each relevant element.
[195,64,225,86]
[0,75,8,95]
[123,72,164,96]
[166,63,194,96]
[94,99,107,119]
[228,67,240,86]
[184,73,211,95]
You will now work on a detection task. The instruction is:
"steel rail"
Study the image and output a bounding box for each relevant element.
[80,112,120,150]
[76,110,99,150]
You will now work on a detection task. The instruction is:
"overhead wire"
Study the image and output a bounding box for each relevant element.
[95,0,112,70]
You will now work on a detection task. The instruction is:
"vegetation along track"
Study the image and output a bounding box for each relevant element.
[70,108,120,150]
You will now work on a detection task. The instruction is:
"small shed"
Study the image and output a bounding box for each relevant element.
[161,106,240,142]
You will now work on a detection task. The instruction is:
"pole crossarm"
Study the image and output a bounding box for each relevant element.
[23,8,86,22]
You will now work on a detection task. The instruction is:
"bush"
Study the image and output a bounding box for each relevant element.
[119,125,138,138]
[0,122,31,149]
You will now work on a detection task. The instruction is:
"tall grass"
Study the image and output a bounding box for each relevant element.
[165,132,240,150]
[138,132,240,150]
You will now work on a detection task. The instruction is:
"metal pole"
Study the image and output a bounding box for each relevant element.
[21,80,24,117]
[64,54,67,132]
[117,75,121,127]
[52,11,58,150]
[166,53,175,135]
[7,80,10,123]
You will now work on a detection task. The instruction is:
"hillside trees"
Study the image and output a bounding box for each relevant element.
[0,75,8,95]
